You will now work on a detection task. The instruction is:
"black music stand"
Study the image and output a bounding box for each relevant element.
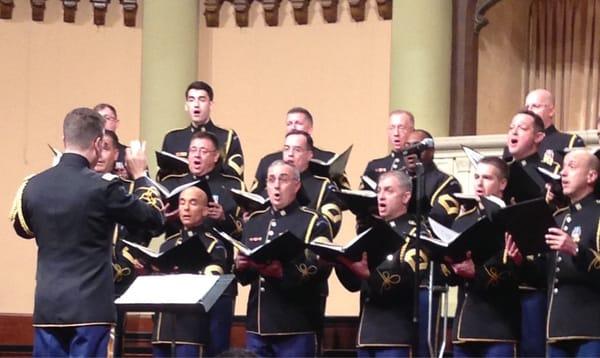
[114,274,235,357]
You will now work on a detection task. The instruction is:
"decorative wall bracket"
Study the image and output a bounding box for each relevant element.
[260,0,281,26]
[204,0,224,27]
[62,0,79,23]
[375,0,392,20]
[90,0,110,26]
[474,0,502,34]
[348,0,365,22]
[119,0,136,27]
[319,0,337,23]
[231,0,252,27]
[0,0,14,19]
[30,0,46,21]
[290,0,309,25]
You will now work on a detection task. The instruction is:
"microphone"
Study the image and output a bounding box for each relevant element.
[401,138,434,157]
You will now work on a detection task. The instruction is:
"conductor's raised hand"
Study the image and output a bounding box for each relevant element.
[125,140,148,179]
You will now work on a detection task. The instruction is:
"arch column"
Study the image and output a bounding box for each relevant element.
[140,0,199,170]
[389,0,452,136]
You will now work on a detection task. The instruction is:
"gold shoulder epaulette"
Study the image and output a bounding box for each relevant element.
[165,232,181,241]
[164,126,189,136]
[248,207,269,219]
[161,172,188,181]
[553,206,569,217]
[456,206,477,219]
[9,174,35,237]
[313,175,331,183]
[204,232,220,253]
[300,206,320,217]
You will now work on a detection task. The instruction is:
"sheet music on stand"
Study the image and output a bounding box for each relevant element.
[115,274,234,313]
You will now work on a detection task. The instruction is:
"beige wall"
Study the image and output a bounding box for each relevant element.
[0,2,143,313]
[197,1,392,315]
[477,0,532,134]
[1,0,392,316]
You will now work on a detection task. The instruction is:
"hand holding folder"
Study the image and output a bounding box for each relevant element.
[214,229,305,264]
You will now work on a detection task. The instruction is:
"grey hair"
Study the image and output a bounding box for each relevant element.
[268,160,300,181]
[378,170,412,192]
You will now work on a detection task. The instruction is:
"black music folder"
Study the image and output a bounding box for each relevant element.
[122,230,210,271]
[156,150,189,175]
[307,228,373,262]
[493,197,555,255]
[213,229,305,263]
[505,162,546,202]
[429,216,504,265]
[334,189,378,216]
[309,145,353,179]
[150,178,214,207]
[230,188,270,213]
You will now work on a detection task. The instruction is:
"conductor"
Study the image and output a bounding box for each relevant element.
[9,107,164,357]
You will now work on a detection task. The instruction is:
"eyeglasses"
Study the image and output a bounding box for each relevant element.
[267,174,298,184]
[189,147,216,155]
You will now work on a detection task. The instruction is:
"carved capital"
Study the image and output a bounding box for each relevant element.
[204,0,223,27]
[319,0,337,23]
[474,0,502,34]
[232,0,252,27]
[0,0,14,20]
[375,0,391,20]
[348,0,365,22]
[62,0,79,23]
[90,0,110,26]
[260,0,281,26]
[289,0,309,25]
[30,0,46,22]
[120,0,137,27]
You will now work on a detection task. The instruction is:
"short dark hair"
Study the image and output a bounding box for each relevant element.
[287,107,313,126]
[479,156,509,180]
[93,103,117,118]
[517,109,545,133]
[190,131,220,150]
[185,81,214,101]
[103,130,120,149]
[285,130,314,151]
[63,108,105,150]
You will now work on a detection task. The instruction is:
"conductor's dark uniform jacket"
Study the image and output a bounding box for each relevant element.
[10,153,164,326]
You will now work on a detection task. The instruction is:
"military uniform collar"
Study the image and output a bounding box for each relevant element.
[190,119,216,133]
[387,213,412,228]
[545,124,558,135]
[517,152,540,167]
[271,200,300,218]
[390,150,403,159]
[569,193,596,212]
[61,153,90,168]
[191,168,217,181]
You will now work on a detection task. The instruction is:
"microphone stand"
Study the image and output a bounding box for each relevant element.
[412,161,425,353]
